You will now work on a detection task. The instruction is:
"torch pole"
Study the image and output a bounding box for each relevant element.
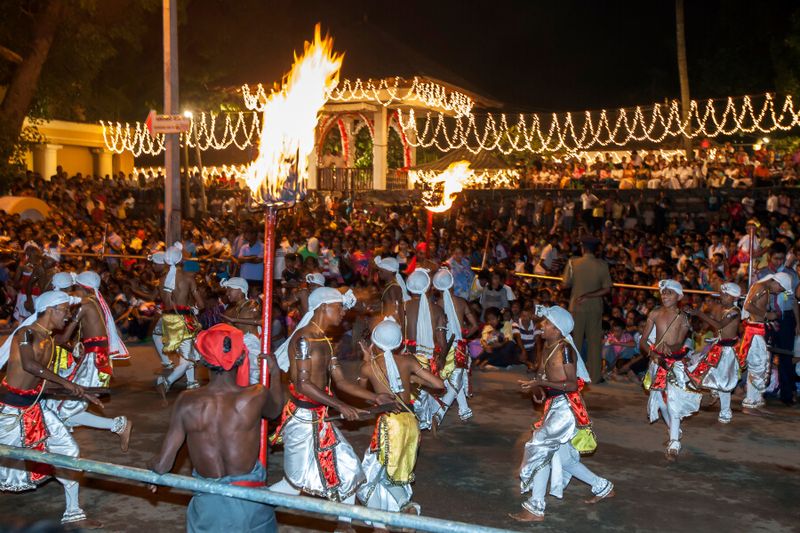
[259,206,277,468]
[747,224,756,289]
[425,209,434,245]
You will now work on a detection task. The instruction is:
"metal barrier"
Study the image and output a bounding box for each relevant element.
[0,444,516,533]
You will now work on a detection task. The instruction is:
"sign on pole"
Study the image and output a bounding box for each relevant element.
[146,109,191,138]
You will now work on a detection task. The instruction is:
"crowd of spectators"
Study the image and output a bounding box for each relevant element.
[1,151,798,403]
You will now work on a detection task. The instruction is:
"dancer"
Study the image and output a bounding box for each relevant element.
[270,287,390,533]
[286,272,326,315]
[149,251,174,370]
[739,272,796,414]
[46,271,132,451]
[513,305,613,523]
[374,256,410,325]
[149,324,282,532]
[686,282,742,423]
[356,317,444,529]
[0,291,103,528]
[220,276,262,385]
[404,269,446,431]
[641,280,701,461]
[431,268,479,425]
[155,245,204,398]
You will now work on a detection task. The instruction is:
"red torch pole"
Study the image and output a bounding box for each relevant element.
[258,206,277,468]
[425,209,433,245]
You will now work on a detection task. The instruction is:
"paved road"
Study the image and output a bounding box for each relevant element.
[1,344,798,532]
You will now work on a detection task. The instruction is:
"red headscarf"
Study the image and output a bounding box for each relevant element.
[195,324,250,387]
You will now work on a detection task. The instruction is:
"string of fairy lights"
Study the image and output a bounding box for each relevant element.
[410,168,520,189]
[100,90,800,158]
[242,76,474,117]
[397,93,800,154]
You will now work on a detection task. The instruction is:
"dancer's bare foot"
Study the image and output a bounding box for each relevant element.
[334,522,357,533]
[742,406,772,416]
[431,416,439,439]
[585,489,615,504]
[155,378,168,406]
[665,449,679,462]
[509,510,544,522]
[119,419,133,453]
[64,518,103,530]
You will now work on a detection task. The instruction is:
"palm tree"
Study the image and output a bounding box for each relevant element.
[675,0,693,159]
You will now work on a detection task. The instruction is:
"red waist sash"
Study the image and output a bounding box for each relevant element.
[82,336,112,376]
[738,322,766,368]
[0,380,51,482]
[688,338,739,387]
[535,378,591,429]
[649,345,690,391]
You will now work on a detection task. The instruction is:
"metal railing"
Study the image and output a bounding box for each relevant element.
[0,444,516,533]
[317,167,373,192]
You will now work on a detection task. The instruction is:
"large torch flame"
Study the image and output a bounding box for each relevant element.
[245,24,343,205]
[423,160,474,213]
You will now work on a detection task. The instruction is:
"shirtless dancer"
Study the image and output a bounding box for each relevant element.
[0,291,103,528]
[374,256,410,325]
[686,282,742,423]
[513,305,613,523]
[150,324,283,532]
[286,272,326,315]
[739,272,796,414]
[642,280,701,461]
[220,277,262,384]
[404,269,446,431]
[148,252,173,369]
[270,287,392,533]
[156,245,204,398]
[46,271,132,451]
[356,317,444,529]
[13,243,45,322]
[431,268,479,425]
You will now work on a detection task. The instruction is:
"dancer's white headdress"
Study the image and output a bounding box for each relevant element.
[0,290,80,368]
[720,282,742,298]
[374,256,411,302]
[658,279,684,299]
[432,268,462,341]
[274,287,356,371]
[163,243,183,292]
[371,316,404,393]
[76,271,128,360]
[306,272,325,287]
[406,269,434,354]
[221,277,249,297]
[535,305,591,382]
[51,272,76,290]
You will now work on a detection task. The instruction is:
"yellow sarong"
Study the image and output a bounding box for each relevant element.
[161,312,200,353]
[370,412,420,484]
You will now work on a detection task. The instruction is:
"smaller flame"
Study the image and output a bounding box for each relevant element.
[424,160,473,213]
[245,24,343,205]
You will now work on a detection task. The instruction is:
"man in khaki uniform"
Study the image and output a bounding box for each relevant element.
[561,236,611,382]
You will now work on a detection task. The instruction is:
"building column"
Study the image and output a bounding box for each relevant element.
[342,117,356,168]
[32,143,62,181]
[405,126,417,190]
[92,148,113,178]
[372,107,388,190]
[112,153,122,176]
[307,149,318,190]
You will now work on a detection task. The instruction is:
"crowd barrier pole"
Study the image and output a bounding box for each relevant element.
[470,267,716,296]
[0,444,517,533]
[0,248,230,263]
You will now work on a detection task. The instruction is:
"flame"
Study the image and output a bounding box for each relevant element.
[245,24,343,204]
[423,160,473,213]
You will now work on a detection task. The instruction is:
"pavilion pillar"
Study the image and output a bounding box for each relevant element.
[342,117,356,168]
[372,107,388,190]
[92,148,114,179]
[32,143,62,181]
[405,126,417,190]
[307,148,318,190]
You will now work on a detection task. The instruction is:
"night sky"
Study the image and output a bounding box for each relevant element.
[177,0,797,113]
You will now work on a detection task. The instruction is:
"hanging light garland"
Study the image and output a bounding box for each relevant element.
[410,167,519,190]
[101,111,261,157]
[133,164,250,183]
[398,93,800,154]
[242,76,474,118]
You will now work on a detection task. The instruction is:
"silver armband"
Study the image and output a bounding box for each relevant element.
[20,329,33,346]
[295,338,311,360]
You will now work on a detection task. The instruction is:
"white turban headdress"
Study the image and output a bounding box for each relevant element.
[374,256,411,302]
[221,277,249,297]
[43,248,61,263]
[432,268,462,342]
[76,271,128,360]
[163,243,183,292]
[535,305,591,382]
[720,282,742,299]
[274,287,356,371]
[0,290,80,369]
[150,251,166,265]
[51,272,76,290]
[371,316,404,393]
[658,279,684,299]
[406,269,434,355]
[306,272,325,287]
[762,272,793,294]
